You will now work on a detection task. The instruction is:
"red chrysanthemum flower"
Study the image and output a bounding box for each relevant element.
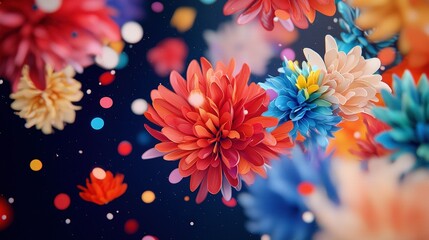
[350,114,391,160]
[143,58,293,203]
[0,0,120,91]
[223,0,336,30]
[77,171,127,205]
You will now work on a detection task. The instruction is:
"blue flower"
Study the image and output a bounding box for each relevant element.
[238,145,338,240]
[107,0,144,25]
[336,1,400,62]
[373,71,429,168]
[259,60,341,147]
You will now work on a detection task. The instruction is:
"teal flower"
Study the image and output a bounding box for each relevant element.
[373,71,429,167]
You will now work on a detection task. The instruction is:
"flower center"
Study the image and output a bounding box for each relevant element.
[295,70,321,99]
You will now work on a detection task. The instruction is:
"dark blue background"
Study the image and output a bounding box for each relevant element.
[0,1,339,239]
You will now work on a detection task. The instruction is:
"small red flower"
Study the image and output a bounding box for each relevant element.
[77,171,127,205]
[143,58,293,203]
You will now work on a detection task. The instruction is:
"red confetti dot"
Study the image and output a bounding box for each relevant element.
[100,97,113,109]
[377,47,396,66]
[54,193,71,210]
[297,182,315,196]
[0,197,13,231]
[221,197,237,208]
[99,72,115,86]
[124,219,139,234]
[118,141,132,156]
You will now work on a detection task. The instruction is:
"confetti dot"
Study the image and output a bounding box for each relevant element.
[95,46,119,70]
[78,150,83,154]
[30,159,43,171]
[151,2,164,13]
[92,167,106,180]
[116,52,129,69]
[333,18,338,23]
[141,190,155,204]
[121,21,144,44]
[86,89,92,94]
[221,197,237,208]
[353,131,361,139]
[297,182,314,196]
[100,97,113,109]
[65,218,71,224]
[170,7,197,32]
[118,141,132,156]
[91,117,104,130]
[0,197,13,231]
[281,48,295,60]
[131,99,148,115]
[35,0,62,13]
[0,79,3,84]
[302,211,315,223]
[377,47,396,66]
[188,90,204,107]
[273,16,279,22]
[106,213,114,220]
[137,131,151,145]
[190,221,194,226]
[99,72,116,86]
[54,193,70,210]
[261,234,271,240]
[8,198,14,204]
[142,235,159,240]
[200,0,216,4]
[184,196,190,202]
[124,219,139,235]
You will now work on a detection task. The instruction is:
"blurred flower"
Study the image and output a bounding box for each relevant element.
[77,171,127,205]
[304,35,390,121]
[381,57,429,88]
[336,1,399,62]
[239,145,338,240]
[260,60,341,147]
[10,65,83,134]
[107,0,144,25]
[223,0,335,31]
[203,21,275,76]
[0,0,120,91]
[142,58,293,203]
[147,38,188,77]
[307,154,429,240]
[373,71,429,167]
[350,114,391,160]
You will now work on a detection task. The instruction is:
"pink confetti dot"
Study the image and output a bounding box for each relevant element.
[281,48,296,61]
[151,2,163,13]
[100,97,113,109]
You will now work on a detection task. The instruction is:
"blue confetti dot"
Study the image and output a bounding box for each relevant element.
[91,117,104,130]
[116,52,129,69]
[200,0,216,4]
[137,131,152,145]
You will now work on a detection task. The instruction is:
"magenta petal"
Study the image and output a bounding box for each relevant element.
[141,148,165,160]
[168,168,183,184]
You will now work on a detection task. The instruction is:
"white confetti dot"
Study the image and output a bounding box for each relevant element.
[302,211,314,223]
[116,210,119,213]
[36,0,62,13]
[333,18,338,23]
[261,234,271,240]
[353,131,361,139]
[78,150,83,154]
[65,218,71,224]
[110,70,116,75]
[0,79,3,84]
[121,21,144,44]
[95,46,119,70]
[190,221,194,226]
[92,167,106,180]
[1,215,7,220]
[8,198,14,204]
[243,109,248,115]
[106,213,114,220]
[86,89,92,95]
[273,16,279,22]
[131,99,148,115]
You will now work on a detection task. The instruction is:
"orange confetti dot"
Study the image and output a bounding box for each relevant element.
[170,7,196,32]
[30,159,43,171]
[124,219,139,234]
[184,196,190,202]
[377,47,396,66]
[141,190,156,204]
[297,182,315,196]
[54,193,70,210]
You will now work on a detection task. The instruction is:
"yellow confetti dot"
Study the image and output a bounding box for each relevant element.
[170,7,196,32]
[141,190,156,204]
[30,159,43,171]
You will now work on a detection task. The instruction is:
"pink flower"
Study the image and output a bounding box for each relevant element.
[223,0,336,30]
[142,58,293,203]
[307,155,429,240]
[0,0,120,90]
[147,38,188,77]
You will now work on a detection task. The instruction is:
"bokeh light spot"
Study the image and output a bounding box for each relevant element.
[91,117,104,130]
[0,197,13,231]
[118,141,132,156]
[200,0,216,4]
[54,193,70,210]
[281,48,296,60]
[95,46,119,70]
[137,131,151,146]
[116,52,129,69]
[100,97,113,109]
[141,190,155,204]
[377,47,396,66]
[131,99,148,115]
[99,72,115,86]
[121,22,144,44]
[297,182,315,196]
[124,219,139,234]
[65,218,71,224]
[106,213,114,220]
[184,196,190,202]
[188,90,204,108]
[302,211,315,223]
[30,159,43,171]
[142,235,159,240]
[151,2,164,13]
[170,7,196,32]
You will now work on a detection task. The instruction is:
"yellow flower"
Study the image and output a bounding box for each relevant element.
[295,70,321,99]
[10,65,83,134]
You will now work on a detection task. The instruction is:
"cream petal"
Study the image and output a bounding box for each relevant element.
[303,48,327,71]
[325,35,338,52]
